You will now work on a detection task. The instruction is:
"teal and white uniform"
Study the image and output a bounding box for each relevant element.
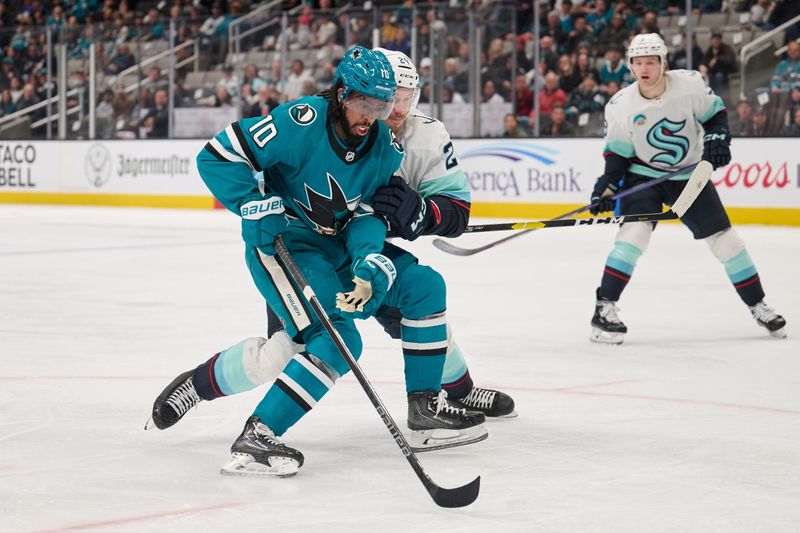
[604,69,726,179]
[395,111,470,205]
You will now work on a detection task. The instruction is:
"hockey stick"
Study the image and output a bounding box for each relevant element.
[456,162,711,232]
[432,161,704,256]
[273,235,480,509]
[459,210,680,232]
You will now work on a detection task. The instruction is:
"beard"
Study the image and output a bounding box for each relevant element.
[342,115,373,145]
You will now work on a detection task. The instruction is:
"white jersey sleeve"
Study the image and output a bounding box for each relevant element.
[396,112,470,204]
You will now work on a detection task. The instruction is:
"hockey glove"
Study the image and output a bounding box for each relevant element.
[589,174,622,215]
[373,176,433,241]
[702,128,731,170]
[336,253,397,318]
[239,196,288,255]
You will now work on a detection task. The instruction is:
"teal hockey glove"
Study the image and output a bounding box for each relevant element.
[239,196,288,255]
[336,253,397,317]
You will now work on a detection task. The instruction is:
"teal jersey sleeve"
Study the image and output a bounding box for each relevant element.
[198,111,292,212]
[343,214,389,269]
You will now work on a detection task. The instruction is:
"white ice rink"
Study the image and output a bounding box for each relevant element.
[2,205,799,532]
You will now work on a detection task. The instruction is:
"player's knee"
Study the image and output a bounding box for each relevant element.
[405,266,446,316]
[375,307,402,339]
[705,227,745,262]
[611,222,653,266]
[617,221,653,252]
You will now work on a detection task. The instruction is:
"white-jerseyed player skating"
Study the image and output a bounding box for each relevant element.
[370,48,517,419]
[588,33,787,344]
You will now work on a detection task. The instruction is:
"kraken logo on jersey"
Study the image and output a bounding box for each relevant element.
[646,118,689,166]
[289,104,317,126]
[295,173,361,234]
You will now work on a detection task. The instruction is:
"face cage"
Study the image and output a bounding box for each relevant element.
[344,93,395,120]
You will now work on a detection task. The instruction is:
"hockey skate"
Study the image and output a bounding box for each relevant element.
[749,301,787,339]
[450,387,517,418]
[590,298,627,344]
[407,390,487,452]
[145,370,202,430]
[220,416,304,477]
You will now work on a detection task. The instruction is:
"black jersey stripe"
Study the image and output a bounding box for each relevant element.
[275,378,312,412]
[231,122,262,172]
[204,142,227,162]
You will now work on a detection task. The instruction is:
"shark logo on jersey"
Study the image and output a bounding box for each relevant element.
[289,104,317,126]
[295,173,361,234]
[646,118,689,166]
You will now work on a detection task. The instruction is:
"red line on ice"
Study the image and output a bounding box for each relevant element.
[36,502,244,532]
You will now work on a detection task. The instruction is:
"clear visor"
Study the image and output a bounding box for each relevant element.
[344,93,395,120]
[392,87,420,114]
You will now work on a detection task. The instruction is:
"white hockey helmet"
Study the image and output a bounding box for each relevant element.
[373,47,420,112]
[627,33,668,73]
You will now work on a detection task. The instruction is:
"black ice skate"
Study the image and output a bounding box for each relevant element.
[407,390,487,452]
[220,416,304,477]
[450,387,518,418]
[749,301,787,339]
[145,370,202,430]
[590,298,627,345]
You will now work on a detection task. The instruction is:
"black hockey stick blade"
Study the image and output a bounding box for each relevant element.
[429,475,481,508]
[432,161,702,256]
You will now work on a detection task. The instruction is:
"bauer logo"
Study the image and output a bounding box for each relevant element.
[459,142,583,198]
[85,143,112,188]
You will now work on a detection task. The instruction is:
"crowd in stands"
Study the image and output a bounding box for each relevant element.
[1,0,799,139]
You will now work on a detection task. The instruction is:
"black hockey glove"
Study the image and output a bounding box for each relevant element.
[373,176,432,241]
[702,128,731,170]
[589,174,622,215]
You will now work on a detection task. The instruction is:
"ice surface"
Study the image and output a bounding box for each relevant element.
[1,205,799,532]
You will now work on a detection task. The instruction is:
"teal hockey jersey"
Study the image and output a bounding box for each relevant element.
[197,95,405,261]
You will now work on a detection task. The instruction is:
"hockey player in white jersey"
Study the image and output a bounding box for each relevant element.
[589,33,787,344]
[370,48,517,418]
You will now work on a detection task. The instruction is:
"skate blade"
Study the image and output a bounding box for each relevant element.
[590,327,625,345]
[219,453,299,478]
[491,410,518,419]
[144,417,156,431]
[409,425,488,453]
[768,327,787,339]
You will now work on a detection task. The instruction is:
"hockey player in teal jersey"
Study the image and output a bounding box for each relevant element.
[259,48,516,418]
[147,46,485,477]
[588,34,787,344]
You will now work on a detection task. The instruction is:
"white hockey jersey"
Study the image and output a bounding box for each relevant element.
[394,112,470,204]
[603,69,726,179]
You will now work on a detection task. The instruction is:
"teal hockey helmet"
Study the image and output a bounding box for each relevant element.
[334,46,397,115]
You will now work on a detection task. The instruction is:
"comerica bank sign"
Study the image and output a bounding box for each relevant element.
[455,140,598,202]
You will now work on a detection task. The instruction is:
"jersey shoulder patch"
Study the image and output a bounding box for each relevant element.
[288,102,318,126]
[271,96,327,131]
